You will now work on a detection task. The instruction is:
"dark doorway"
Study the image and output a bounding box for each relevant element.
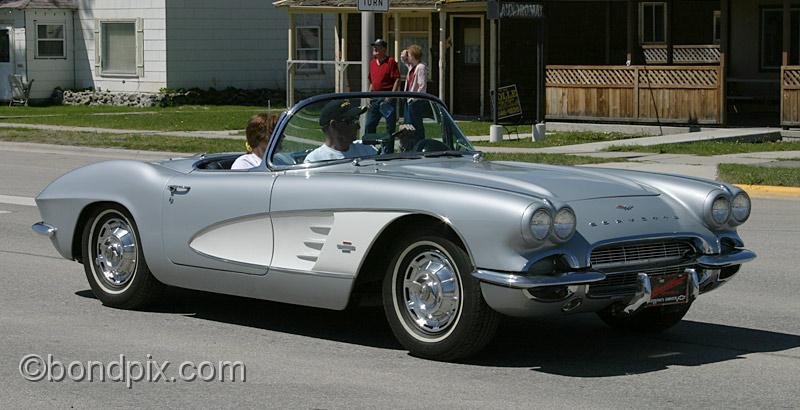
[452,16,482,117]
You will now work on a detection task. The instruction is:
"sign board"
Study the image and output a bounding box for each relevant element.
[358,0,389,12]
[487,1,544,20]
[495,85,523,120]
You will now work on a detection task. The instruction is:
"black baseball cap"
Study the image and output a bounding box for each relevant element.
[319,99,367,126]
[371,38,388,48]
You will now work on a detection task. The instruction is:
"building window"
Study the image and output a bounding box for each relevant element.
[640,2,667,44]
[388,16,431,76]
[713,11,721,45]
[96,19,143,77]
[296,26,321,72]
[36,24,65,58]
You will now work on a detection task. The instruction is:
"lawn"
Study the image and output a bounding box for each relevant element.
[606,140,800,156]
[0,127,620,166]
[0,105,281,131]
[473,132,639,148]
[718,162,800,187]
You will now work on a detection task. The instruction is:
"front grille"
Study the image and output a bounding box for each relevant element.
[588,265,690,297]
[588,240,696,297]
[590,240,694,270]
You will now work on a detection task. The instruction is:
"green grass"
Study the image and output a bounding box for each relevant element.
[0,127,624,167]
[483,152,623,165]
[0,105,282,131]
[474,132,640,148]
[607,140,800,156]
[0,128,242,153]
[718,163,800,187]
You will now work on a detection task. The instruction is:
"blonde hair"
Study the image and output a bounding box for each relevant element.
[245,113,279,153]
[406,44,423,61]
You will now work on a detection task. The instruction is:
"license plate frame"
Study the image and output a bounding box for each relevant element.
[647,272,690,307]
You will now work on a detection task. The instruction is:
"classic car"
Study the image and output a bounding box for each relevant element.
[32,92,755,361]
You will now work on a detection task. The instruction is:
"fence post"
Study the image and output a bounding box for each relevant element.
[633,66,640,119]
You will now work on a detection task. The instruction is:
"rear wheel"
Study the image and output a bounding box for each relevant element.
[382,231,499,361]
[597,303,691,333]
[81,205,163,309]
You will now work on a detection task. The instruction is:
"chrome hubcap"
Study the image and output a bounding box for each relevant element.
[402,250,461,334]
[94,217,137,287]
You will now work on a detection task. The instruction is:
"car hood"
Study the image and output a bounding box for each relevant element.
[371,159,660,201]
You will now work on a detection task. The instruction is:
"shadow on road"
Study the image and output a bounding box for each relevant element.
[76,288,800,376]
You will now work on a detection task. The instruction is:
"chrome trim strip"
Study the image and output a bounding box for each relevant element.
[697,249,756,268]
[269,266,354,279]
[472,269,606,289]
[32,222,56,238]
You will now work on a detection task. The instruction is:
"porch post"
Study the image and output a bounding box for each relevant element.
[287,11,295,107]
[490,18,497,123]
[605,1,611,64]
[342,13,349,92]
[784,0,791,66]
[666,0,673,64]
[626,0,634,64]
[362,12,375,92]
[394,13,401,62]
[438,10,446,102]
[720,0,729,125]
[334,13,341,93]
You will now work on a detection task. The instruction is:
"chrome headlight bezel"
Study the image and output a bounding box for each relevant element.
[521,204,553,244]
[704,191,731,229]
[730,191,751,224]
[553,207,577,241]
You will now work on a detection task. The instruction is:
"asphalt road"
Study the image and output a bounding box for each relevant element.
[1,143,798,408]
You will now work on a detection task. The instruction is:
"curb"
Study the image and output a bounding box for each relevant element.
[735,184,800,199]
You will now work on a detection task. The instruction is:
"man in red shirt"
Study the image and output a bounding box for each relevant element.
[365,39,400,145]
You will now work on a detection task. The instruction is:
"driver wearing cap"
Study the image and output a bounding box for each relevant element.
[304,100,378,163]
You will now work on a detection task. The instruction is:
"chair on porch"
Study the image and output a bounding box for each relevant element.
[8,74,34,107]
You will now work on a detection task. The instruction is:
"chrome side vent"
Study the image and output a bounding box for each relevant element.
[296,226,331,263]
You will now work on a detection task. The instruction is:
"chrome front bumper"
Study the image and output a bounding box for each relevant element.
[473,248,756,318]
[32,222,57,238]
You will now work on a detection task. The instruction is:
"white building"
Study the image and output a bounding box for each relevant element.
[0,0,293,101]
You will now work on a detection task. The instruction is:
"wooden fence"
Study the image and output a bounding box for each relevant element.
[546,65,724,124]
[782,66,800,126]
[642,45,721,65]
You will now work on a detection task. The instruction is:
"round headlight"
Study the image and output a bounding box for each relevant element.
[530,209,552,241]
[711,195,731,225]
[553,208,576,240]
[731,192,751,222]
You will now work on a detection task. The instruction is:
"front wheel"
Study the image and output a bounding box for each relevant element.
[81,205,163,309]
[597,303,692,333]
[382,232,499,361]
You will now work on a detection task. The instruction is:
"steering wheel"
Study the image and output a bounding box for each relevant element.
[412,139,450,153]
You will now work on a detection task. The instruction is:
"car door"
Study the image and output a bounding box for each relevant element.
[162,169,278,275]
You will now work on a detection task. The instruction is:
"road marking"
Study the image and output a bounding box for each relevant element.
[0,195,36,207]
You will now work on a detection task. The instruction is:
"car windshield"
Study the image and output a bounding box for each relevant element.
[269,93,475,167]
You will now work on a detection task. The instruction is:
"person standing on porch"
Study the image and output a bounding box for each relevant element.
[400,45,427,148]
[365,39,400,146]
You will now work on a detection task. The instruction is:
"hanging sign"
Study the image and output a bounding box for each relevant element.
[487,1,544,20]
[358,0,390,12]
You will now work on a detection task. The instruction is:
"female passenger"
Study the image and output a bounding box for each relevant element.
[231,113,279,170]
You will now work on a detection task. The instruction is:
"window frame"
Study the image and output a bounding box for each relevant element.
[639,2,667,45]
[35,23,66,59]
[713,10,721,45]
[295,25,322,73]
[95,18,144,78]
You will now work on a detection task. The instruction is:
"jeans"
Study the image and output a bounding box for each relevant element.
[365,98,396,140]
[402,99,426,151]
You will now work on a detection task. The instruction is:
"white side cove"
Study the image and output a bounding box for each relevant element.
[189,214,273,267]
[271,211,406,277]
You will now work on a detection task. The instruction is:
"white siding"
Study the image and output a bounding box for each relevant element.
[74,0,167,92]
[164,0,288,90]
[22,9,74,99]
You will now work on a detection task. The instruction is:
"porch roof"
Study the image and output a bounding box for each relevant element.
[0,0,77,8]
[273,0,482,10]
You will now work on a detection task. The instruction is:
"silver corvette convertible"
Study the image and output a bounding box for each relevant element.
[33,92,755,360]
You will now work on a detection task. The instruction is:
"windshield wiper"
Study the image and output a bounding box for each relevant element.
[421,150,470,158]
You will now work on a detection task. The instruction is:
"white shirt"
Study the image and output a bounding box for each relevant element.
[404,63,427,94]
[231,153,262,170]
[304,143,377,163]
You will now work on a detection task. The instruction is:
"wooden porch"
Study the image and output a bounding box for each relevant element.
[782,67,800,127]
